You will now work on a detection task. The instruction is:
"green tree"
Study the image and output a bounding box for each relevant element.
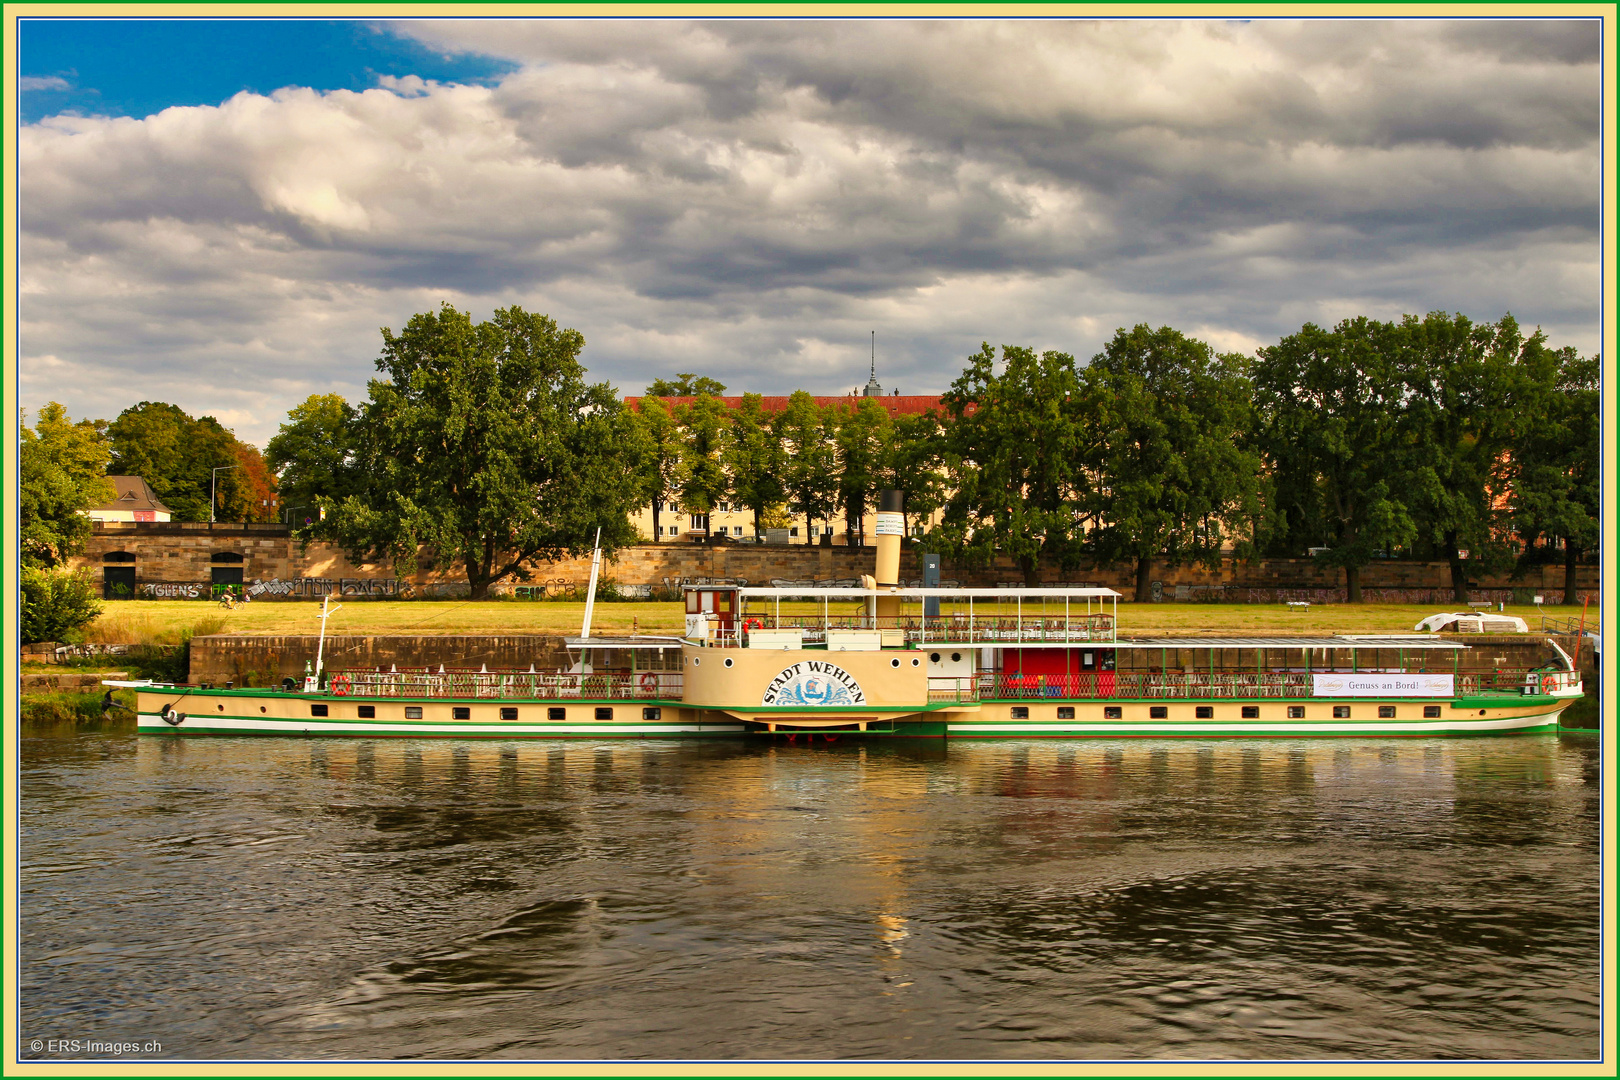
[20,402,115,568]
[935,344,1091,585]
[324,303,638,599]
[1400,313,1528,603]
[832,398,893,546]
[625,396,682,541]
[106,402,246,522]
[21,566,103,644]
[1252,318,1418,603]
[880,410,948,538]
[776,390,838,542]
[1508,347,1599,604]
[1082,326,1263,602]
[723,392,786,538]
[266,394,357,524]
[646,373,728,396]
[675,393,732,539]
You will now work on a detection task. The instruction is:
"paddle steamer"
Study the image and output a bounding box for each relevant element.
[115,498,1583,740]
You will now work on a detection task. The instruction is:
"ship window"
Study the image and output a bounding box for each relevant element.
[1378,705,1397,718]
[1150,706,1168,719]
[549,707,566,720]
[358,705,375,719]
[1103,706,1122,720]
[1195,706,1213,719]
[1010,707,1029,719]
[596,707,614,720]
[1241,706,1259,719]
[930,653,941,663]
[406,706,423,719]
[890,658,901,668]
[1288,705,1305,719]
[643,707,661,720]
[1424,705,1441,718]
[724,657,735,668]
[452,707,471,720]
[1333,705,1351,718]
[501,707,518,720]
[1057,707,1075,719]
[951,653,962,663]
[911,657,920,667]
[310,704,328,717]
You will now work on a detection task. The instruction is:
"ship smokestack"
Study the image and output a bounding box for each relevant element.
[874,489,904,621]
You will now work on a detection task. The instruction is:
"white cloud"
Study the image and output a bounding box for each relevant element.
[20,19,1600,447]
[20,75,71,91]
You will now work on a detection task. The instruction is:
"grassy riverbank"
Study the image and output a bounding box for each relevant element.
[79,599,1574,639]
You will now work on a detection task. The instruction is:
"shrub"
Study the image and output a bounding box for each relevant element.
[21,567,103,644]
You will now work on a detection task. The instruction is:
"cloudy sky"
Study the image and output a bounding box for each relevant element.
[18,17,1603,447]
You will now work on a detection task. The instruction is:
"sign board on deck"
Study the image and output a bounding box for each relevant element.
[1311,674,1455,697]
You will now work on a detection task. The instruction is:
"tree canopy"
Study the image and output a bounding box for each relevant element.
[106,401,256,522]
[935,344,1091,585]
[322,303,638,598]
[1083,326,1262,601]
[21,402,114,568]
[266,393,357,524]
[646,373,728,397]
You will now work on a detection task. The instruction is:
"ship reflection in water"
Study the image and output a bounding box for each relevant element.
[20,725,1599,1062]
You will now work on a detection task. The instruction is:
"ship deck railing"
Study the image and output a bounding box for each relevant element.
[977,668,1563,701]
[733,614,1116,646]
[330,668,684,700]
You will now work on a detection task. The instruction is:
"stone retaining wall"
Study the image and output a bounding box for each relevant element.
[70,523,1599,604]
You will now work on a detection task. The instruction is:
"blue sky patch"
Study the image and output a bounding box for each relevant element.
[19,19,517,123]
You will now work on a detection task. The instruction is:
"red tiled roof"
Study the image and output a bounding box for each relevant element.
[91,475,172,514]
[625,394,943,416]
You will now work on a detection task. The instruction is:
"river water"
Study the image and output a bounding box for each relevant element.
[18,723,1602,1063]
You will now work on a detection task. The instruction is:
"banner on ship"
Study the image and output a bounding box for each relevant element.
[1311,674,1454,697]
[762,660,867,706]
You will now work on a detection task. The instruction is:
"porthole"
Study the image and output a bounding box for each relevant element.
[890,658,901,668]
[910,657,921,667]
[218,704,225,711]
[930,652,941,663]
[951,652,961,663]
[693,657,701,667]
[260,706,266,713]
[724,657,734,668]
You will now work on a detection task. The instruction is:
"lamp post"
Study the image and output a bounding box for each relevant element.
[210,465,238,523]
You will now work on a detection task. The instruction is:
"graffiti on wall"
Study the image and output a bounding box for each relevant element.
[139,582,209,599]
[245,577,408,598]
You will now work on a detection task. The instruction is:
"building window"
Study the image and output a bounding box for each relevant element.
[1104,706,1122,720]
[1378,705,1397,718]
[1333,705,1351,719]
[789,527,799,537]
[452,707,471,720]
[733,526,743,536]
[667,526,679,536]
[822,526,833,536]
[1010,706,1029,719]
[691,515,703,529]
[548,707,566,720]
[405,706,423,719]
[1057,706,1075,719]
[1150,706,1168,719]
[1195,706,1214,719]
[501,707,518,721]
[310,704,329,717]
[595,707,614,720]
[1241,706,1259,719]
[1288,705,1305,719]
[358,705,375,719]
[643,707,662,720]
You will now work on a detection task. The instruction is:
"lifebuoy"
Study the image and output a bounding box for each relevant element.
[639,672,658,694]
[330,673,351,696]
[744,617,763,632]
[1542,674,1559,695]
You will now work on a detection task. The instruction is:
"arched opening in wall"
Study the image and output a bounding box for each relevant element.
[102,551,136,599]
[210,551,245,592]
